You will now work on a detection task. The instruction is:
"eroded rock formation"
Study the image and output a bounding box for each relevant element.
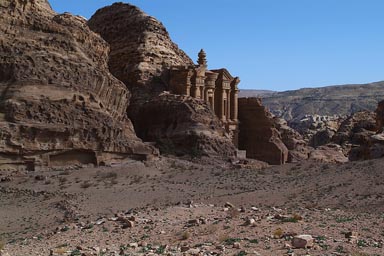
[136,93,236,157]
[376,100,384,132]
[274,118,310,162]
[238,98,288,165]
[88,3,236,157]
[332,111,376,156]
[88,3,193,88]
[342,107,384,160]
[88,3,193,119]
[0,0,157,169]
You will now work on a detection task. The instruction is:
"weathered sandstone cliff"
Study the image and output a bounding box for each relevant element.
[88,3,193,89]
[376,100,384,132]
[344,104,384,160]
[0,0,157,169]
[238,98,288,165]
[88,3,236,157]
[273,118,310,162]
[136,93,236,157]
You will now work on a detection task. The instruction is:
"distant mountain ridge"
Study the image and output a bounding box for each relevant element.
[240,81,384,120]
[239,89,276,97]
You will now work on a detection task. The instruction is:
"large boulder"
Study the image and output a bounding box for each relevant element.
[136,93,236,157]
[238,98,288,165]
[0,0,157,169]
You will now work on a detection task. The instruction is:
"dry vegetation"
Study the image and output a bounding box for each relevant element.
[1,156,384,255]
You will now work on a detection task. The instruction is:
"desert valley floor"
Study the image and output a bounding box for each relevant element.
[1,157,383,256]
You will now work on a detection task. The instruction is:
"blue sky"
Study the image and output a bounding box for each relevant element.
[49,0,384,91]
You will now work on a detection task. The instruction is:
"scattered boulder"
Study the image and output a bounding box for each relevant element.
[291,235,314,249]
[345,231,358,243]
[233,242,241,249]
[180,246,190,252]
[225,202,235,208]
[243,218,256,226]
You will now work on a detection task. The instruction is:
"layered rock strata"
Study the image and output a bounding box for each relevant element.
[0,0,157,169]
[88,3,194,120]
[88,3,193,88]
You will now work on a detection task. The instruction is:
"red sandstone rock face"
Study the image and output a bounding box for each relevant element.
[88,3,193,90]
[274,118,310,162]
[376,100,384,132]
[0,0,157,168]
[88,2,194,122]
[135,93,236,157]
[238,98,288,165]
[308,144,348,163]
[343,106,384,161]
[331,111,376,155]
[88,3,236,157]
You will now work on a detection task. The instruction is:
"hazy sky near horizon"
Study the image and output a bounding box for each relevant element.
[49,0,384,91]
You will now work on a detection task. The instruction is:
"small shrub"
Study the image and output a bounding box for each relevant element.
[156,245,167,254]
[0,240,5,251]
[224,237,241,245]
[58,177,68,183]
[180,231,191,240]
[357,239,369,247]
[202,224,218,235]
[335,216,354,223]
[70,249,81,256]
[336,245,346,253]
[273,228,284,239]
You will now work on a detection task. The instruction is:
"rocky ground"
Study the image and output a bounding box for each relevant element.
[1,157,384,256]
